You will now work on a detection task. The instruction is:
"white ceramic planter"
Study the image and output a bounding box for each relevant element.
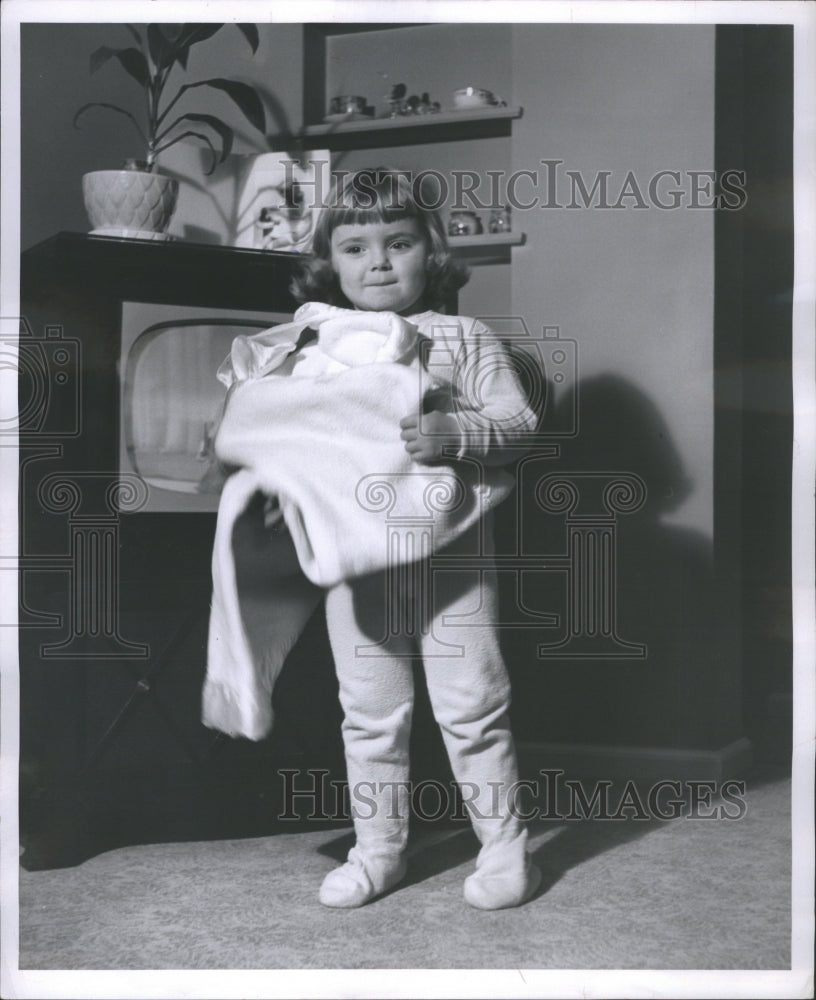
[82,170,179,238]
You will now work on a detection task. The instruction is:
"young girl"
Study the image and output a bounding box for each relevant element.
[287,168,542,910]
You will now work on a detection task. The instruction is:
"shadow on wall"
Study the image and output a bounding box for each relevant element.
[500,373,742,752]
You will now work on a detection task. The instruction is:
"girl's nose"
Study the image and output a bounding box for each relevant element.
[370,245,392,269]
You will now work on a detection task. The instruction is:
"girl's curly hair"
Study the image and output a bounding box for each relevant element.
[291,167,470,311]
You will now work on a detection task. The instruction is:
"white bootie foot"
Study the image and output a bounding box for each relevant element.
[463,831,541,910]
[464,856,541,909]
[319,846,407,908]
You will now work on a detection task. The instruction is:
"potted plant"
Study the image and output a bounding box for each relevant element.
[74,23,267,238]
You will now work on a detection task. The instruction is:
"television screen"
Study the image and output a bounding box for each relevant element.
[120,302,292,511]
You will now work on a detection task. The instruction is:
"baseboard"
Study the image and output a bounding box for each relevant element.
[517,737,754,782]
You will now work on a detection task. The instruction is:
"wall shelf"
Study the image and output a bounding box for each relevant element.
[299,106,524,150]
[449,231,526,263]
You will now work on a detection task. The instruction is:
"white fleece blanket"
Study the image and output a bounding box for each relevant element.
[203,303,512,739]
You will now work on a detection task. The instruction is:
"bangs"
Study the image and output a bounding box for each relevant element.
[328,170,420,226]
[328,201,418,228]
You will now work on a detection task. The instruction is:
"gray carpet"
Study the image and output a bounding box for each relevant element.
[18,770,790,970]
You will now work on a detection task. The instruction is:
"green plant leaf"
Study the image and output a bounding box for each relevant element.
[73,102,147,144]
[178,78,266,134]
[152,129,220,175]
[160,24,186,42]
[186,23,224,44]
[155,112,234,163]
[172,23,224,68]
[147,24,176,72]
[235,24,260,54]
[90,46,150,89]
[123,24,143,47]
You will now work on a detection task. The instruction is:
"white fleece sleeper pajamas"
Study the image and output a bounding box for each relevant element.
[319,309,541,909]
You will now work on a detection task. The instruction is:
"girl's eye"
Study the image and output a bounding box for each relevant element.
[343,245,364,255]
[389,240,412,251]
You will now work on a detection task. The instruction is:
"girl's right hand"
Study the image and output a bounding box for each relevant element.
[400,410,462,464]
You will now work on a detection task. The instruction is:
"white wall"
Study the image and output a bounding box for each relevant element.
[511,24,715,536]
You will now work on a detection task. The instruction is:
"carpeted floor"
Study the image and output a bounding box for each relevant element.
[18,768,790,970]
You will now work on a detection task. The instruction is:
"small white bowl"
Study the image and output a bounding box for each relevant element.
[453,87,497,109]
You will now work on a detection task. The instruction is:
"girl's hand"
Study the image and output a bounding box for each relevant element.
[399,410,462,464]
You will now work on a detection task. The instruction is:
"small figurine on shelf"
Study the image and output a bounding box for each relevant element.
[254,180,314,252]
[387,83,407,118]
[448,210,483,237]
[488,206,512,234]
[384,82,441,118]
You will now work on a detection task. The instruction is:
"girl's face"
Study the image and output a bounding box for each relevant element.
[329,218,429,315]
